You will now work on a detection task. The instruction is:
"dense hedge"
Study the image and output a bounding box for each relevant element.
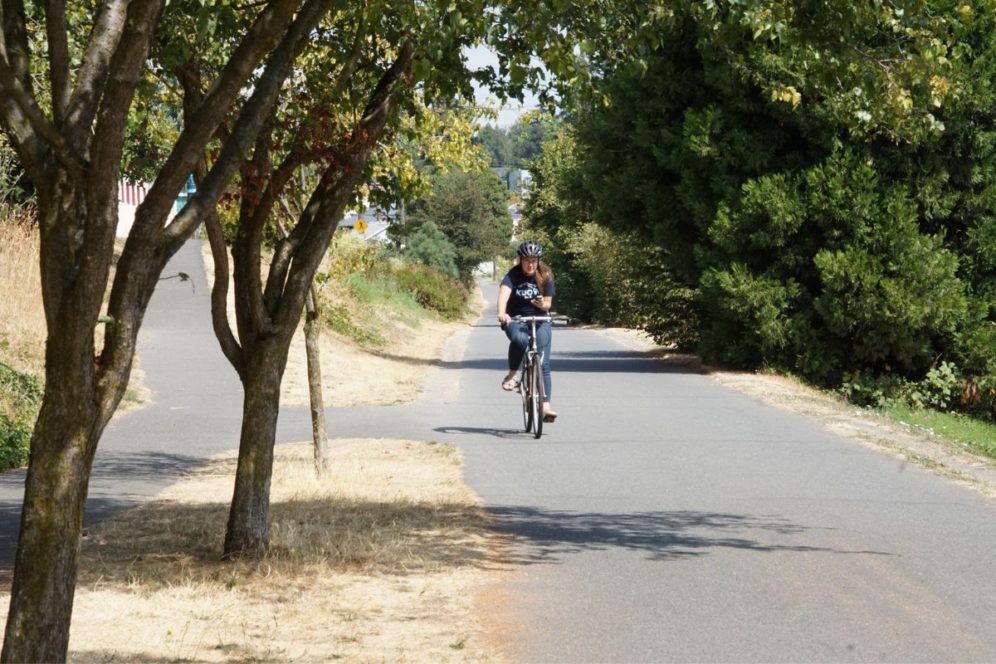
[525,3,996,421]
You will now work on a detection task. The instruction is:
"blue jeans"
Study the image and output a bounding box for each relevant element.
[505,321,552,402]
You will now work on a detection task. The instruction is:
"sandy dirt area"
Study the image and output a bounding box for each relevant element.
[63,438,509,662]
[279,288,484,409]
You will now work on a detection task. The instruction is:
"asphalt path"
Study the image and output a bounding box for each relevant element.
[2,240,995,662]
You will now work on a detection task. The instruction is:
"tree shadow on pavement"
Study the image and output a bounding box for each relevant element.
[0,452,214,576]
[434,426,528,439]
[89,451,206,486]
[0,495,498,590]
[439,350,703,375]
[488,506,897,564]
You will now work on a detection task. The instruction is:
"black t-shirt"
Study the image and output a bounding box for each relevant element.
[501,265,555,317]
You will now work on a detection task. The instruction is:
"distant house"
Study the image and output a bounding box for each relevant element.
[491,167,532,196]
[509,202,523,234]
[340,206,393,243]
[116,178,151,239]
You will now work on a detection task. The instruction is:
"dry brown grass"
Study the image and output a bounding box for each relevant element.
[200,240,483,409]
[54,439,507,663]
[0,208,149,410]
[0,209,45,377]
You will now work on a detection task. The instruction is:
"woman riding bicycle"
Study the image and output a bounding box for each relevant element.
[497,240,557,422]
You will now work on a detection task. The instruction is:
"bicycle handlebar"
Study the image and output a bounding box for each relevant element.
[512,315,552,323]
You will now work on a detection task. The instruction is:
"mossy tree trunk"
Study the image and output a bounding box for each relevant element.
[223,337,290,555]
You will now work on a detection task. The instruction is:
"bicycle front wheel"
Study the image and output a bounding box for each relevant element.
[520,366,532,432]
[531,359,544,439]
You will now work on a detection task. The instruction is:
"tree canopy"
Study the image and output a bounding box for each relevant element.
[527,0,996,399]
[473,113,558,168]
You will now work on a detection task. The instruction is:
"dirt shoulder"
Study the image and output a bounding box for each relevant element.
[599,327,996,500]
[280,283,485,408]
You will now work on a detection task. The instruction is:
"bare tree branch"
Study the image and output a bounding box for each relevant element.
[0,57,83,179]
[205,210,246,377]
[90,0,165,205]
[240,129,278,335]
[1,0,32,90]
[330,16,366,93]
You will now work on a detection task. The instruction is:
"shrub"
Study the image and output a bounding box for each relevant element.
[0,417,32,470]
[393,263,467,320]
[406,221,459,279]
[0,362,43,471]
[916,362,962,411]
[837,360,995,424]
[325,231,383,281]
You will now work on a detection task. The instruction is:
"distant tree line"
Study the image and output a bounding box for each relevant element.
[473,114,556,169]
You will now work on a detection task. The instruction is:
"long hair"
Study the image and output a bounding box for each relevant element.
[534,260,554,294]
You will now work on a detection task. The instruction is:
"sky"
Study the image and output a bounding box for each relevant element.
[463,44,540,128]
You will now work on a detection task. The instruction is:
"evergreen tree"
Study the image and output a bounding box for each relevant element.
[406,220,459,279]
[408,169,512,281]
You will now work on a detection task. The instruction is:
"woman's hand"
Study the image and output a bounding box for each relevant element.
[498,312,511,325]
[531,298,547,311]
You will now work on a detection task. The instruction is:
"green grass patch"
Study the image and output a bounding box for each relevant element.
[392,263,468,320]
[345,272,423,324]
[321,301,386,348]
[882,403,996,460]
[318,259,470,350]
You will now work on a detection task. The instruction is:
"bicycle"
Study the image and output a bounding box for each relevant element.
[512,315,552,439]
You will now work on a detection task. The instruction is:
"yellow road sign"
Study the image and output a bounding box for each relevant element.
[354,218,368,234]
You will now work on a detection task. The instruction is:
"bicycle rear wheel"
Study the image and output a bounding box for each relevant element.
[520,364,532,432]
[531,359,544,439]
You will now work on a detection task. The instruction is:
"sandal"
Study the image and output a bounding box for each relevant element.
[501,376,520,391]
[543,408,558,423]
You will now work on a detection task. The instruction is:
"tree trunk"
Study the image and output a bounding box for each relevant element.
[1,399,102,662]
[223,338,289,557]
[304,284,330,476]
[0,169,126,661]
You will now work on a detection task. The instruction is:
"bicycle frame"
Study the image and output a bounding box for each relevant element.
[513,315,551,438]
